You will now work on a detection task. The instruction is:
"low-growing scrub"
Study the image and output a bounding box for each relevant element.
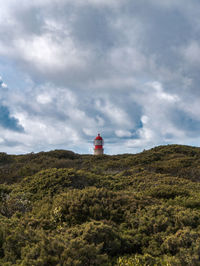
[0,144,199,264]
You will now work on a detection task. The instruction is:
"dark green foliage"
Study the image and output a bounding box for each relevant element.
[0,152,13,165]
[51,187,141,226]
[1,144,200,264]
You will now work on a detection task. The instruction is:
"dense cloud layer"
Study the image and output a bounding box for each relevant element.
[0,0,200,154]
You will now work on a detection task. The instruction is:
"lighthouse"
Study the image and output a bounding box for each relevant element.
[94,133,104,155]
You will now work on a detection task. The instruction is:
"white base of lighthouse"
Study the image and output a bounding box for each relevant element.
[94,149,104,155]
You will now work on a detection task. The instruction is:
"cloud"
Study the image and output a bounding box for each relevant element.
[115,130,132,138]
[0,1,200,154]
[95,99,132,127]
[0,105,24,132]
[0,77,8,89]
[148,81,179,103]
[181,41,200,66]
[0,79,24,132]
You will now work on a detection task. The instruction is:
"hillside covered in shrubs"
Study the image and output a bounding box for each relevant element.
[0,145,200,265]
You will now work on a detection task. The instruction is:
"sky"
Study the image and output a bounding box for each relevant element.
[0,0,200,154]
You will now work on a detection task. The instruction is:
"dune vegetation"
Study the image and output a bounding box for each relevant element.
[0,145,200,265]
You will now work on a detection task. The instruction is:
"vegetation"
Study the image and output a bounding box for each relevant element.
[0,144,200,265]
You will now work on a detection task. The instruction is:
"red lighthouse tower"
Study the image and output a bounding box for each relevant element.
[94,133,104,155]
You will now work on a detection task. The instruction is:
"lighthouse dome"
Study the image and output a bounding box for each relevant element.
[95,133,103,140]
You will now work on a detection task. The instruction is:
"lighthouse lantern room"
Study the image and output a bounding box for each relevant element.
[94,133,104,155]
